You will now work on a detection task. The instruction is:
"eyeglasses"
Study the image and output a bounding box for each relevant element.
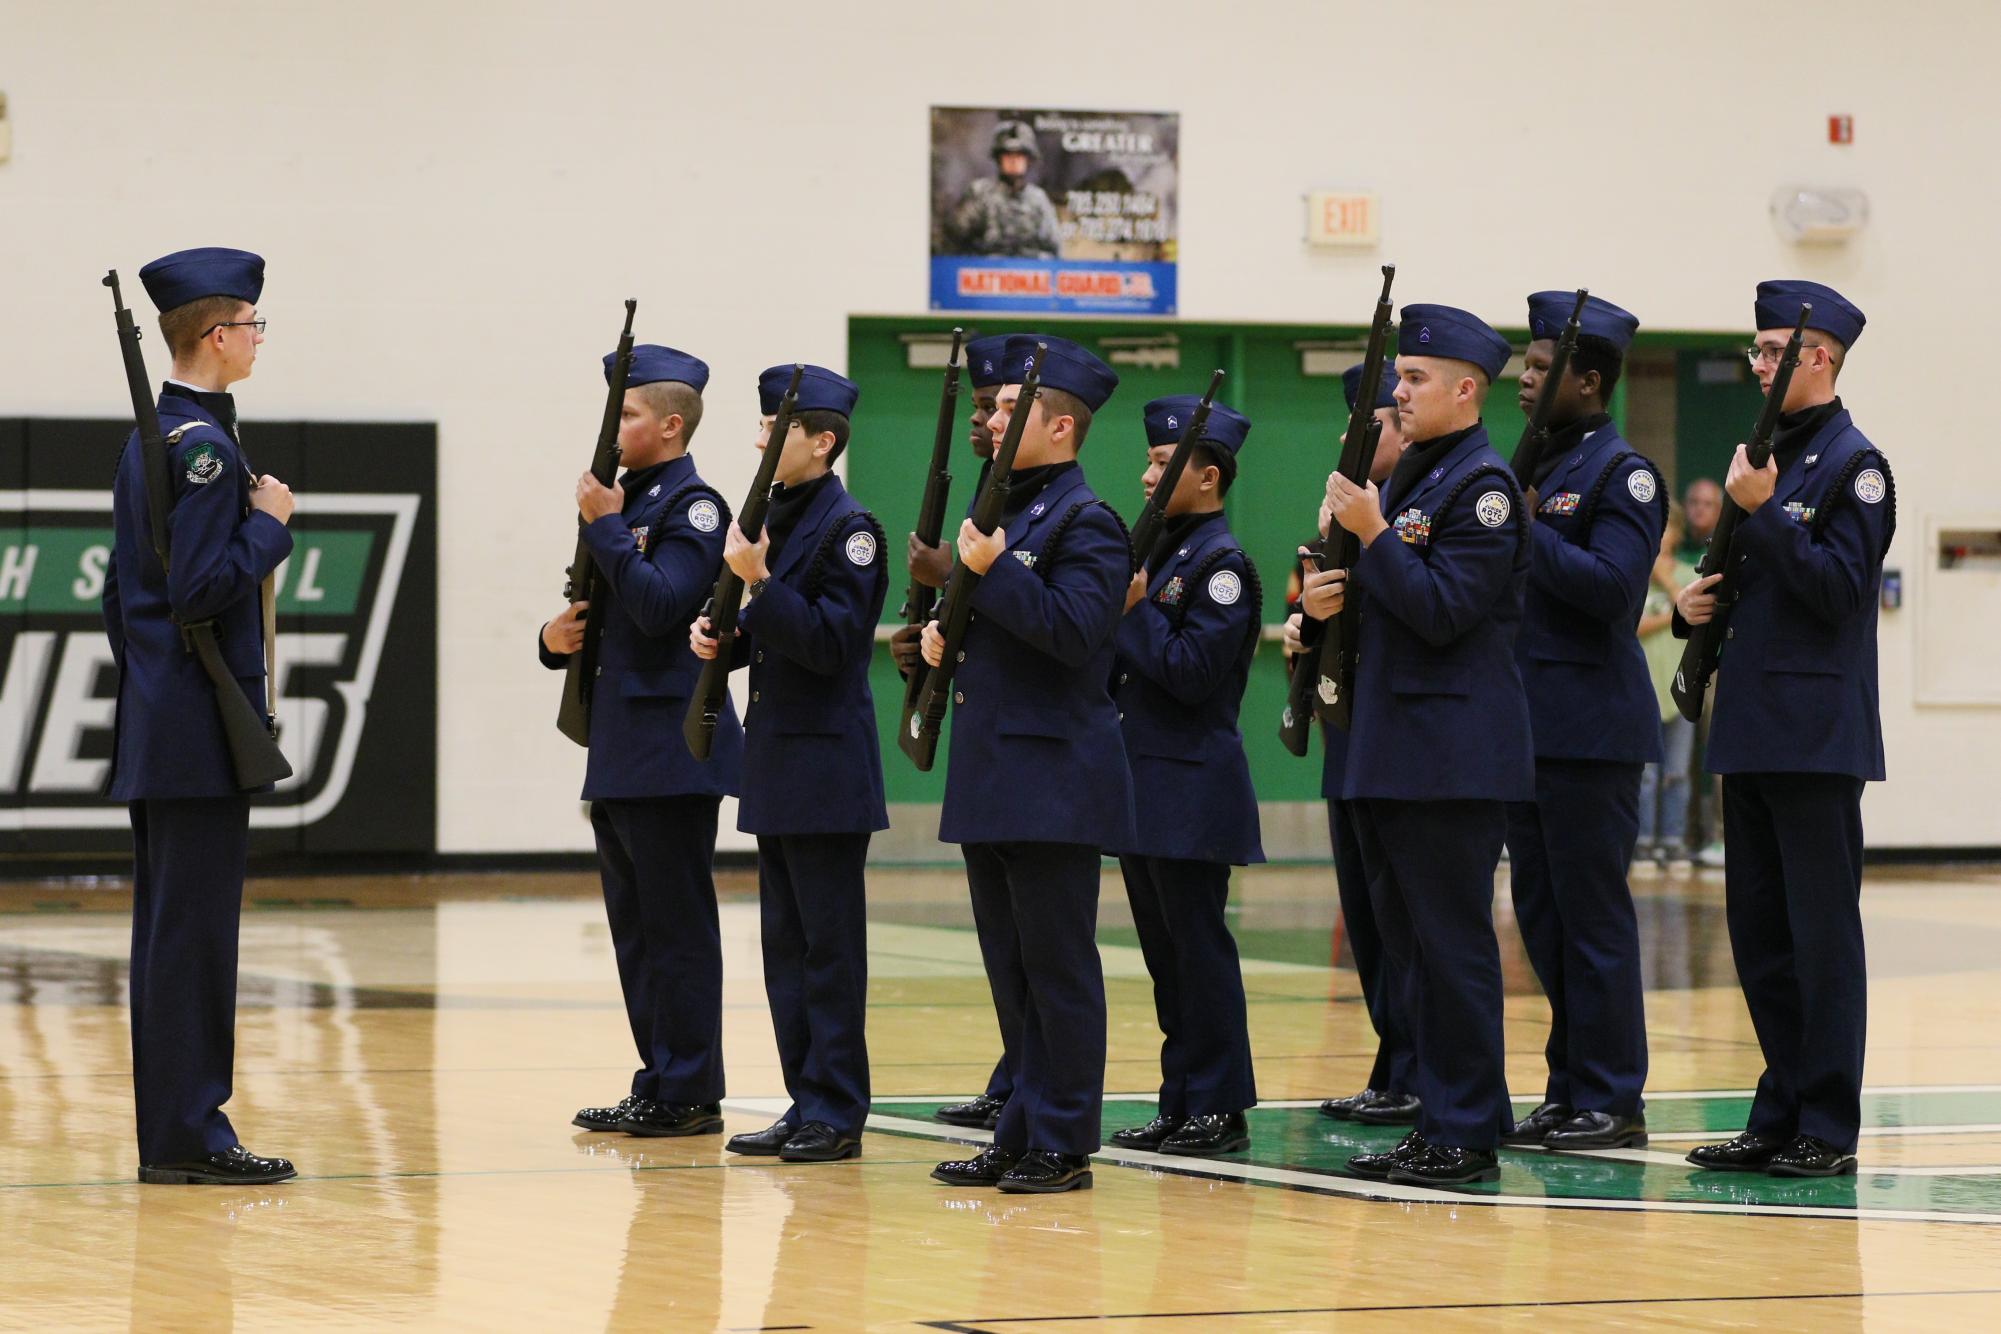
[201,318,268,337]
[1745,341,1823,367]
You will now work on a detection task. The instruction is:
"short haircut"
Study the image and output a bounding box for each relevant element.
[1190,441,1236,496]
[1037,387,1093,447]
[1569,333,1625,402]
[795,408,851,464]
[158,296,244,360]
[1809,335,1847,381]
[634,381,705,444]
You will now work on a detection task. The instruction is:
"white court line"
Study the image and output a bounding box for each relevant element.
[1648,1124,2001,1142]
[837,1110,2001,1226]
[1517,1145,2001,1178]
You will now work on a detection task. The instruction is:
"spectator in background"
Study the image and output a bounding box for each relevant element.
[1677,477,1725,860]
[1681,478,1721,556]
[1637,505,1699,867]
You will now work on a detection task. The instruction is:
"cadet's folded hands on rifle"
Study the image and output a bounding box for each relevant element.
[1298,563,1347,621]
[1327,474,1387,543]
[689,614,734,660]
[955,519,1005,575]
[920,620,946,668]
[577,472,623,522]
[1677,573,1724,625]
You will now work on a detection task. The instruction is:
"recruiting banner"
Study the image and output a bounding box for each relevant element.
[930,106,1179,316]
[1,418,437,856]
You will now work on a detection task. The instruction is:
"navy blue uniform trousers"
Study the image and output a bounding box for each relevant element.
[963,841,1106,1155]
[591,796,725,1104]
[966,849,1017,1105]
[1353,798,1513,1151]
[128,797,249,1164]
[1117,855,1256,1117]
[1724,771,1868,1151]
[1505,759,1648,1115]
[1328,799,1414,1096]
[756,832,872,1136]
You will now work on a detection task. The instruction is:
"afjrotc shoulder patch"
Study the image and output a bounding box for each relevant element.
[1153,575,1186,606]
[630,524,651,552]
[1540,492,1581,516]
[1393,508,1432,545]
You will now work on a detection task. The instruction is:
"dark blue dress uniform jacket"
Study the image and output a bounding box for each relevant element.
[1342,426,1534,803]
[1705,409,1890,781]
[1111,511,1263,865]
[733,474,890,835]
[103,386,293,799]
[1517,423,1666,763]
[937,463,1137,850]
[539,453,743,800]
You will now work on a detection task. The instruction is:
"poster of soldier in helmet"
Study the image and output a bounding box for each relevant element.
[930,106,1179,316]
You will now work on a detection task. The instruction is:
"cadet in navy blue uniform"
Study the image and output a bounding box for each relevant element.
[1676,282,1892,1178]
[908,333,1024,1134]
[1499,294,1666,1153]
[541,344,743,1139]
[690,365,888,1163]
[920,334,1134,1194]
[1322,305,1534,1186]
[102,247,297,1185]
[1294,363,1420,1129]
[1106,395,1261,1157]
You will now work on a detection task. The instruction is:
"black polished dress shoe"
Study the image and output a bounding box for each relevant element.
[1318,1088,1382,1121]
[935,1094,1007,1129]
[1108,1114,1185,1151]
[726,1119,797,1155]
[1685,1131,1784,1172]
[931,1145,1021,1186]
[780,1121,861,1162]
[139,1145,297,1186]
[1160,1112,1249,1157]
[1544,1110,1648,1150]
[617,1099,724,1138]
[1346,1131,1427,1181]
[997,1150,1093,1194]
[1500,1101,1574,1147]
[1387,1143,1500,1186]
[573,1094,645,1132]
[1765,1133,1858,1178]
[1349,1091,1422,1126]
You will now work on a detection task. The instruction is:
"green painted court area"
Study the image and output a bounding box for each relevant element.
[871,1094,2001,1220]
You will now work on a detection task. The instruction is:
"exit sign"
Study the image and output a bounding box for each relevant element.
[1306,190,1380,247]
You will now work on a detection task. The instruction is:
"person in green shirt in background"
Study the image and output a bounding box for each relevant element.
[1638,504,1700,867]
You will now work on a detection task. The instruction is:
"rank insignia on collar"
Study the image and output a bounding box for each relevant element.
[1013,550,1036,568]
[1540,492,1581,516]
[1177,547,1189,558]
[648,484,661,497]
[1030,501,1046,517]
[1153,575,1186,606]
[1393,508,1432,545]
[1804,454,1819,468]
[1428,467,1444,481]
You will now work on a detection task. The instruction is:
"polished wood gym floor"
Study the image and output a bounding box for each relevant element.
[6,859,2001,1330]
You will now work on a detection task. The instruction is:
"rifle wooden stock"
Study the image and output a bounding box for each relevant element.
[1283,263,1396,745]
[1126,368,1226,563]
[104,270,293,791]
[1510,288,1589,486]
[1670,305,1811,723]
[683,364,804,760]
[899,343,1046,772]
[557,298,638,746]
[897,329,964,742]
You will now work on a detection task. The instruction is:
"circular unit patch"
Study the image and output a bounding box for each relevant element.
[1207,570,1243,606]
[688,498,720,532]
[1854,468,1886,504]
[1474,490,1513,528]
[1628,470,1658,503]
[845,531,878,565]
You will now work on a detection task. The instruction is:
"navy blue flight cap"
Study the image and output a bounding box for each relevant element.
[609,344,710,393]
[965,334,1011,390]
[999,334,1119,410]
[1526,292,1640,351]
[759,364,859,417]
[138,247,264,312]
[1755,279,1865,347]
[1397,305,1511,382]
[1342,362,1401,412]
[1143,395,1251,455]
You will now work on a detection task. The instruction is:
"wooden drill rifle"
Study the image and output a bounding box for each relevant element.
[896,328,964,742]
[1126,368,1225,563]
[1509,287,1589,486]
[682,363,804,759]
[556,297,638,746]
[898,342,1045,771]
[1670,304,1810,723]
[1279,263,1395,755]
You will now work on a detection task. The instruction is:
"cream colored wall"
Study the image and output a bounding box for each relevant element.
[1,0,1991,850]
